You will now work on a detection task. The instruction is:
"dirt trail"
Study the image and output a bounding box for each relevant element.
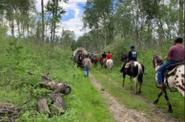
[89,74,179,122]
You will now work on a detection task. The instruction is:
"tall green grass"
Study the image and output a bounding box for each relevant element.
[0,37,114,122]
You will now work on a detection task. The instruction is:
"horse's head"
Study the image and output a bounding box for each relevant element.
[121,54,128,63]
[152,55,163,71]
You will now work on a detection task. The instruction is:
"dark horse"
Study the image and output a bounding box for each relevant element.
[120,54,144,94]
[73,48,87,68]
[89,53,99,66]
[152,55,185,113]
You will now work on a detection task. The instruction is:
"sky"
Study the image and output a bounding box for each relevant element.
[35,0,89,40]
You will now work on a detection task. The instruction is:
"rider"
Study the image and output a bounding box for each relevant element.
[156,37,185,88]
[125,46,137,70]
[128,45,137,61]
[106,51,112,60]
[78,51,84,67]
[102,51,107,59]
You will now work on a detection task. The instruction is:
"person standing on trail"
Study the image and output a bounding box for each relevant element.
[156,37,185,88]
[106,51,112,60]
[83,54,92,77]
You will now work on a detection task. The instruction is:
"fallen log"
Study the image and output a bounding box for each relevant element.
[50,93,65,115]
[40,75,71,95]
[37,98,51,114]
[0,103,20,122]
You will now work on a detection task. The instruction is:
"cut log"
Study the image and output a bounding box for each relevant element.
[50,93,65,114]
[40,75,71,95]
[37,98,51,114]
[0,103,19,122]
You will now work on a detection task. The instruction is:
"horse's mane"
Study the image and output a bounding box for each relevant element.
[152,55,163,68]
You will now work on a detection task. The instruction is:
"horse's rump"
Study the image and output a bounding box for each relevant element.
[166,64,185,96]
[100,57,106,65]
[106,59,113,69]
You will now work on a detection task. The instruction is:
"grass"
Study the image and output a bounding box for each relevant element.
[0,37,114,122]
[92,51,184,121]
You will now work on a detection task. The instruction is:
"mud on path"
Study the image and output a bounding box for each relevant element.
[89,74,179,122]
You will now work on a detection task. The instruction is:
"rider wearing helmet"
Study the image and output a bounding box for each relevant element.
[128,46,137,61]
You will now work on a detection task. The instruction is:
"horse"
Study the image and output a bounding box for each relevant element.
[89,53,99,66]
[152,55,185,112]
[73,47,88,68]
[120,54,144,94]
[106,59,113,69]
[100,57,107,68]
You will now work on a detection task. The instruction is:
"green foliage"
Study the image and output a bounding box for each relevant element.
[0,36,114,122]
[104,36,131,64]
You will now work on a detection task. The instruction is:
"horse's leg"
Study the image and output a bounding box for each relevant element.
[138,74,143,94]
[130,77,133,90]
[122,74,126,87]
[134,78,138,94]
[133,78,138,94]
[138,81,143,94]
[163,90,173,113]
[153,89,163,104]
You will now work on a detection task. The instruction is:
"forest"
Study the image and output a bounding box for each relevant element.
[0,0,184,122]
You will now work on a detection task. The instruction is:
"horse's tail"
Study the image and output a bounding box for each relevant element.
[137,62,143,74]
[137,62,144,82]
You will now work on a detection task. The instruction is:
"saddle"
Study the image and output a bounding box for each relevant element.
[166,61,185,76]
[167,61,184,71]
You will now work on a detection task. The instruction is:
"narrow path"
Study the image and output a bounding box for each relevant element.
[89,74,179,122]
[89,74,149,122]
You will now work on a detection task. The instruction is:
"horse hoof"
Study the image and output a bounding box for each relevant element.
[153,100,158,104]
[168,109,173,113]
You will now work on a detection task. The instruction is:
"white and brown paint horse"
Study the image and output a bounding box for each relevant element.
[106,59,114,69]
[120,54,144,94]
[152,55,185,112]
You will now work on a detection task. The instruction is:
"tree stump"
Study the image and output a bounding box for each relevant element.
[37,98,51,114]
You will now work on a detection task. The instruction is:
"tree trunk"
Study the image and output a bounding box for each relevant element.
[10,20,14,37]
[135,0,139,47]
[184,0,185,38]
[41,0,45,41]
[178,0,184,36]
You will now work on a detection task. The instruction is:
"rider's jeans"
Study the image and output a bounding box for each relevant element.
[157,60,177,84]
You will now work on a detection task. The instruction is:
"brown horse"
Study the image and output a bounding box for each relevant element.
[100,57,107,68]
[89,53,99,66]
[152,55,185,112]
